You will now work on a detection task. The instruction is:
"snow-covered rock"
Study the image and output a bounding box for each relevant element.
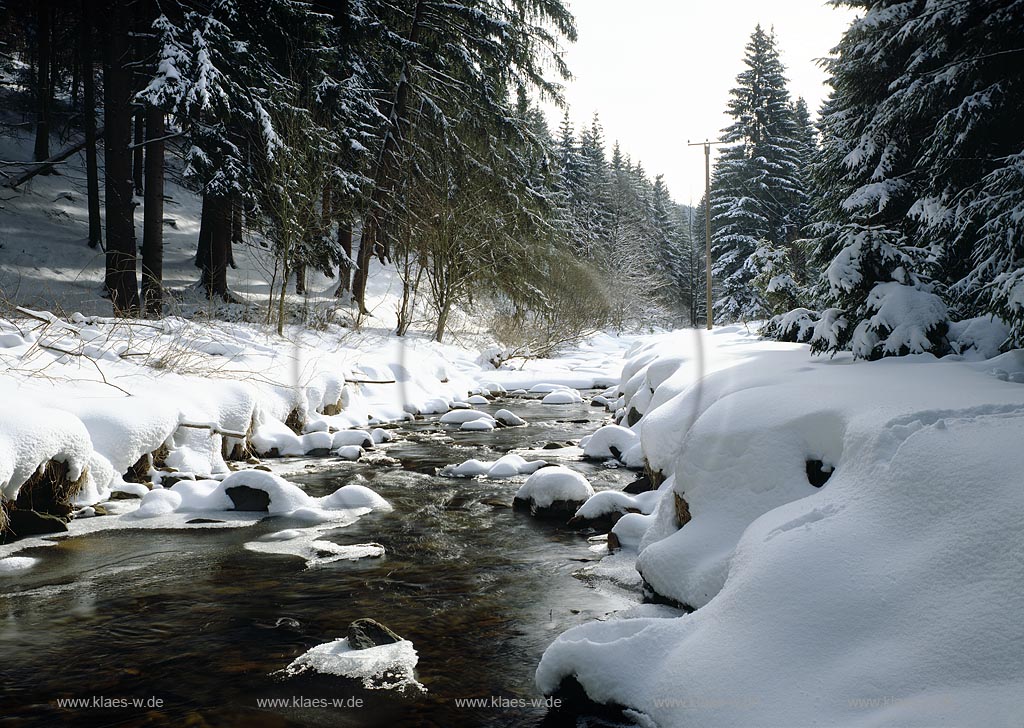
[440,454,547,480]
[513,466,594,517]
[581,424,639,462]
[541,389,583,405]
[439,410,495,425]
[494,409,527,427]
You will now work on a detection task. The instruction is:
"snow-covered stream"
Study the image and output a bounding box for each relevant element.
[0,397,636,726]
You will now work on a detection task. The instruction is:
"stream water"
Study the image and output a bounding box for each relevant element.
[0,397,637,727]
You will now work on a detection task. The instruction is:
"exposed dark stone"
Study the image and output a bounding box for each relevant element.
[124,452,152,483]
[347,618,403,650]
[284,408,305,435]
[622,473,654,494]
[640,576,695,612]
[13,460,83,517]
[1,509,68,542]
[225,485,271,511]
[108,489,143,500]
[305,448,332,457]
[806,459,834,488]
[185,518,226,524]
[512,497,585,520]
[568,508,637,532]
[674,492,692,528]
[626,407,643,427]
[254,465,273,472]
[540,675,630,726]
[608,445,622,460]
[542,442,566,450]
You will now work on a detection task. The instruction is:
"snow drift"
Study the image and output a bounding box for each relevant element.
[539,326,1024,727]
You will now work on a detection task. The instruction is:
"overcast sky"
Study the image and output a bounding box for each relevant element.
[543,0,858,204]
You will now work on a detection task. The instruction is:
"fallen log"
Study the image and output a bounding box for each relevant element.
[4,127,104,188]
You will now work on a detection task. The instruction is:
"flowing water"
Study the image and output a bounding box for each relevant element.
[0,397,637,727]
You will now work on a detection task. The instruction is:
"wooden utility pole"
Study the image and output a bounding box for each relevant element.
[688,139,723,330]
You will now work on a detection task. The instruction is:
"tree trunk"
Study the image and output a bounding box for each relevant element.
[351,221,375,312]
[33,0,52,162]
[102,0,140,315]
[198,193,230,300]
[334,220,352,296]
[295,264,306,295]
[231,194,243,255]
[132,110,145,195]
[141,104,163,317]
[81,0,102,249]
[434,296,451,343]
[352,0,426,310]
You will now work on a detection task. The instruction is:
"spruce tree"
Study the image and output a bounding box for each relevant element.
[711,25,804,323]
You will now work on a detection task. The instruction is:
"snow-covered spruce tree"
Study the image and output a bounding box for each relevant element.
[807,2,951,359]
[711,25,806,324]
[143,0,294,300]
[890,0,1024,348]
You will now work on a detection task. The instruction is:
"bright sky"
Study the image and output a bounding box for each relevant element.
[544,0,858,204]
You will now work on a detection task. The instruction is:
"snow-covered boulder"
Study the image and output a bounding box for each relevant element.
[332,430,374,449]
[439,410,495,425]
[494,409,527,427]
[513,466,594,518]
[440,454,547,479]
[467,394,490,405]
[542,389,583,405]
[582,424,639,462]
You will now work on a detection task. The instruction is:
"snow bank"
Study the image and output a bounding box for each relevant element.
[0,398,92,501]
[537,326,1024,727]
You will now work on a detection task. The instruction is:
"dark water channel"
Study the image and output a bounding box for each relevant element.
[0,397,636,727]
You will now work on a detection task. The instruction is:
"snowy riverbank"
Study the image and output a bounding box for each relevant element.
[0,310,632,548]
[539,325,1024,726]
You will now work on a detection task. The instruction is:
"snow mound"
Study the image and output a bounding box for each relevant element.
[440,454,546,479]
[582,424,639,462]
[460,419,495,432]
[0,400,92,501]
[283,637,422,691]
[514,466,593,510]
[494,409,527,427]
[538,326,1024,727]
[467,394,490,405]
[542,390,583,405]
[127,470,389,521]
[332,430,374,449]
[439,410,495,425]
